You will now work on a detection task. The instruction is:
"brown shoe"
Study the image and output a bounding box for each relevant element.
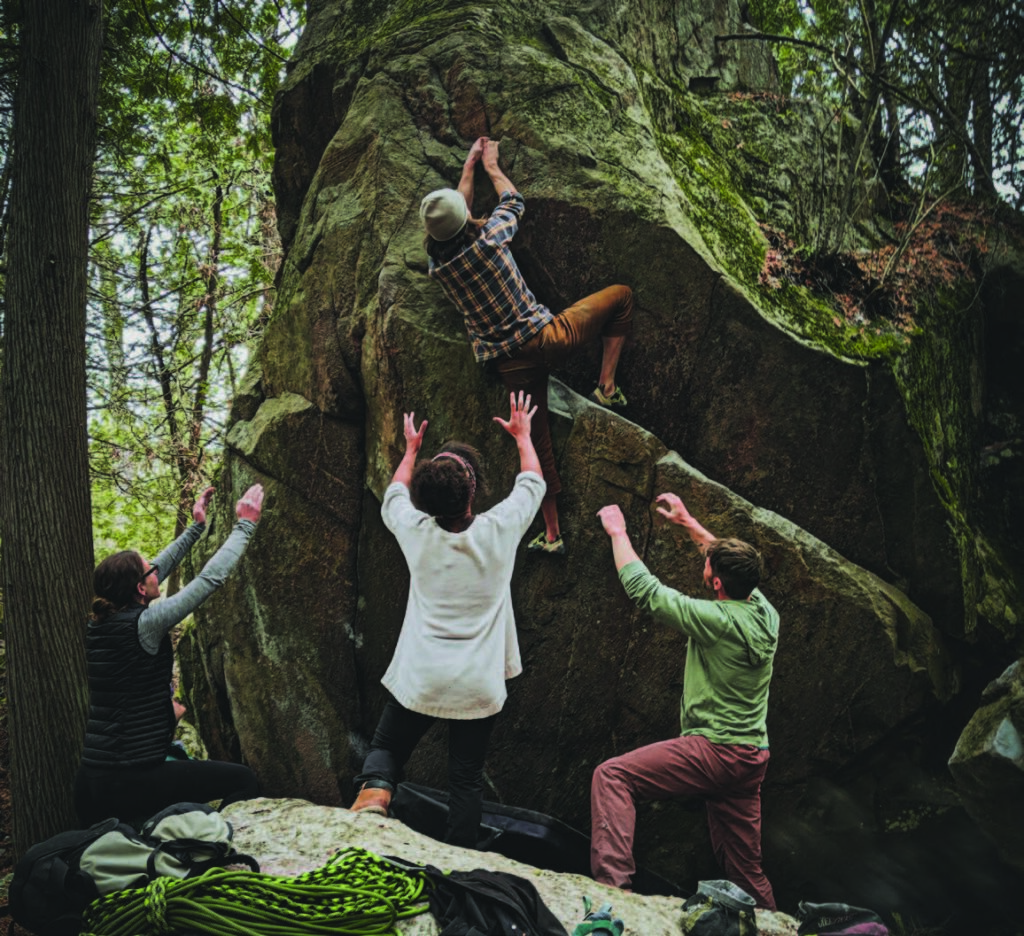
[351,784,392,816]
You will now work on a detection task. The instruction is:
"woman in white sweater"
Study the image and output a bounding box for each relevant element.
[351,391,545,847]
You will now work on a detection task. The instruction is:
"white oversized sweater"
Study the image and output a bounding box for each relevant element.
[380,471,546,719]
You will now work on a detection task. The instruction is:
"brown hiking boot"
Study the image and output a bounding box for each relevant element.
[351,784,392,816]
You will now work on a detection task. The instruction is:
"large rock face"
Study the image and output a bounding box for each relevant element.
[180,0,1022,916]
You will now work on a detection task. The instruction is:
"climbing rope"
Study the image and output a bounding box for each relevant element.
[80,846,431,936]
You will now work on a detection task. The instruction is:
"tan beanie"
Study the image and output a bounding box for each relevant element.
[420,188,469,241]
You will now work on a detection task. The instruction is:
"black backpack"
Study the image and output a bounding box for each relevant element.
[796,901,890,935]
[391,862,568,936]
[6,802,258,936]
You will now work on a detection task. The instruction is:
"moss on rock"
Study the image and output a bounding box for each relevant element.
[186,0,1021,907]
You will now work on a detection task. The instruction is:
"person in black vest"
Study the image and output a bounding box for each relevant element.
[74,484,264,827]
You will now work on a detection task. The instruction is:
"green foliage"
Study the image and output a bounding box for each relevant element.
[743,0,1024,258]
[1,1,303,557]
[84,0,303,555]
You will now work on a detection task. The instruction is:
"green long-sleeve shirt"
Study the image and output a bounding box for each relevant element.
[620,560,779,747]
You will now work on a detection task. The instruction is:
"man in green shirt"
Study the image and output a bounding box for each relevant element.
[591,493,779,909]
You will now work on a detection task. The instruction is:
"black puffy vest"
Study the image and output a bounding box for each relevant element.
[80,607,175,767]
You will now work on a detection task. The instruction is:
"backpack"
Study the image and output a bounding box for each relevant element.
[680,879,758,935]
[391,782,680,897]
[7,802,258,936]
[796,901,890,935]
[385,858,567,936]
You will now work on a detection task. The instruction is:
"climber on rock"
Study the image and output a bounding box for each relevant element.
[591,493,779,909]
[420,136,634,556]
[350,391,546,846]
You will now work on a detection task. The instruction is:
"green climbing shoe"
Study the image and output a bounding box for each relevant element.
[590,385,628,408]
[572,895,625,936]
[526,530,566,555]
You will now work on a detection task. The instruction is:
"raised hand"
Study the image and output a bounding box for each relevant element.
[404,412,428,453]
[656,492,716,548]
[493,391,536,441]
[655,492,693,527]
[192,486,215,525]
[482,138,501,172]
[466,136,488,166]
[236,484,264,523]
[597,504,627,537]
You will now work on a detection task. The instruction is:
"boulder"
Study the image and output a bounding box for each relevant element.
[179,392,365,803]
[225,796,800,936]
[949,660,1024,874]
[181,0,1016,912]
[184,375,953,895]
[259,0,1018,639]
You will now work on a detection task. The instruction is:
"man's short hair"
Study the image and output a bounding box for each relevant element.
[707,537,762,599]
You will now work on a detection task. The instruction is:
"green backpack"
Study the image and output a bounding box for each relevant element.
[7,802,258,936]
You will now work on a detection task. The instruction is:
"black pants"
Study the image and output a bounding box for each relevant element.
[355,697,498,848]
[74,758,260,827]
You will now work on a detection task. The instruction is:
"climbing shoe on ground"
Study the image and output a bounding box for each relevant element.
[572,895,625,936]
[591,385,628,408]
[527,531,566,555]
[351,784,392,816]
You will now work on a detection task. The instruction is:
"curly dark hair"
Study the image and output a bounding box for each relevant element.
[91,549,147,619]
[411,442,487,518]
[707,538,763,600]
[424,218,484,265]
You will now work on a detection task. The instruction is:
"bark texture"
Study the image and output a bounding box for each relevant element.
[0,0,103,852]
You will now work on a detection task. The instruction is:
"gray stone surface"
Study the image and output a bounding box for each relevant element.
[226,796,799,935]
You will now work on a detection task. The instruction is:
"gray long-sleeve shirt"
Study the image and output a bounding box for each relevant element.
[138,519,256,654]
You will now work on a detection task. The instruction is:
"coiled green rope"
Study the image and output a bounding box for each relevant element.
[80,846,430,936]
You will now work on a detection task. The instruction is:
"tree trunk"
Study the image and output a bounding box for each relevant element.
[936,49,971,192]
[179,181,223,537]
[0,0,103,854]
[969,59,996,199]
[877,93,901,200]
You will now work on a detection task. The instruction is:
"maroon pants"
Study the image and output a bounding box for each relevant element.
[590,733,776,909]
[495,284,633,497]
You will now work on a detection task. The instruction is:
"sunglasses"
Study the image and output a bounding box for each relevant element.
[139,562,159,582]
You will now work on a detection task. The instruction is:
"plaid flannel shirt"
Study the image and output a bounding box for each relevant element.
[428,191,554,362]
